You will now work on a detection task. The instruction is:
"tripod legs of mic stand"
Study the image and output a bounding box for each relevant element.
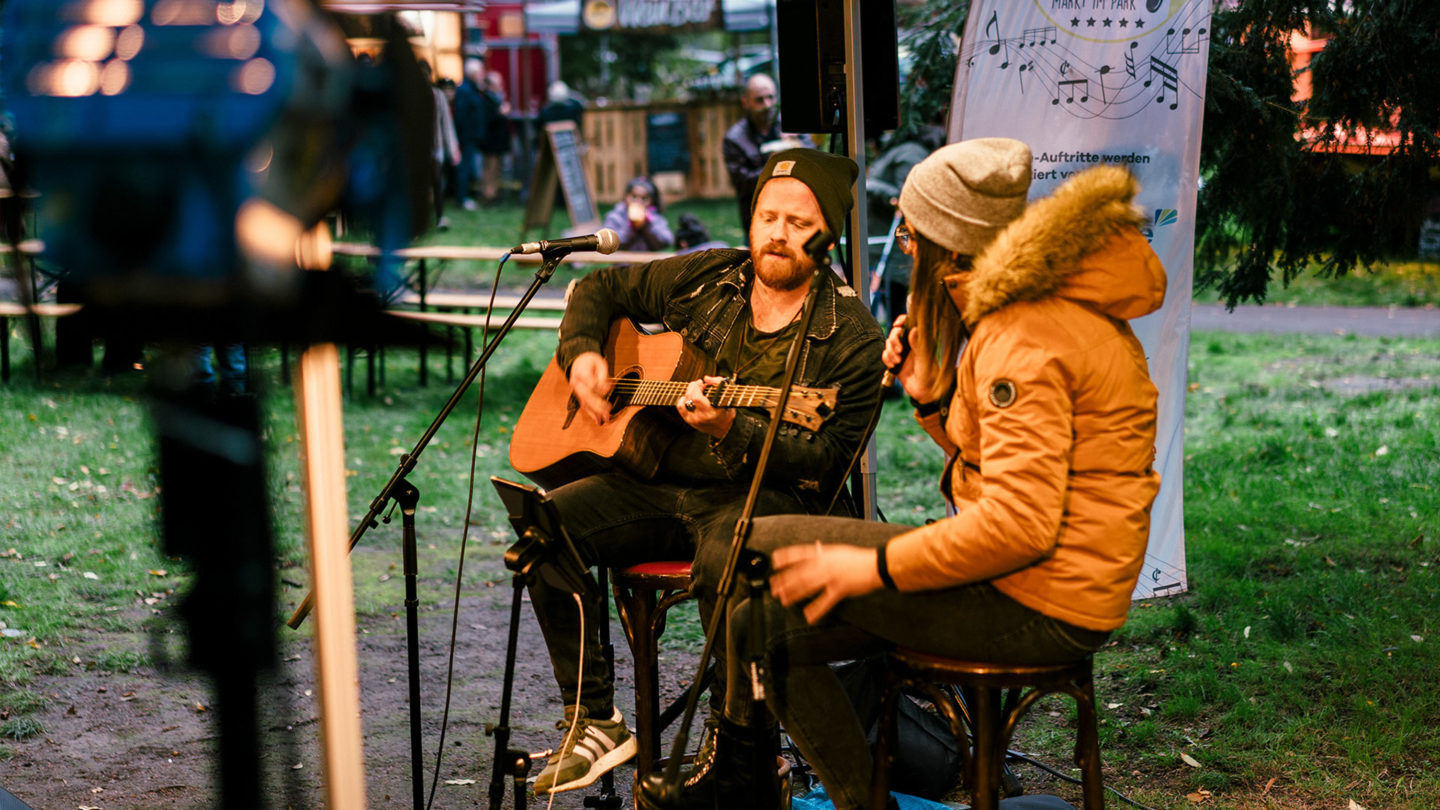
[395,480,425,810]
[488,574,537,810]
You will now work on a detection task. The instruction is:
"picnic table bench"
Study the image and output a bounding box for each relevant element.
[331,243,675,393]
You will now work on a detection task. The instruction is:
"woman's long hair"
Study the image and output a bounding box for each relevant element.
[906,229,972,403]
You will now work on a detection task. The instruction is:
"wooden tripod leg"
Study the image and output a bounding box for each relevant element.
[296,342,367,808]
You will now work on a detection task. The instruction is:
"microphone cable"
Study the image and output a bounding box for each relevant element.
[423,252,512,810]
[999,745,1159,810]
[546,592,586,810]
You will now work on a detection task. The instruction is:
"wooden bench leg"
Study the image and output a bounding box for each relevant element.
[2,315,10,382]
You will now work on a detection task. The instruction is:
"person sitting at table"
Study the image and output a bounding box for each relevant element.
[601,176,674,251]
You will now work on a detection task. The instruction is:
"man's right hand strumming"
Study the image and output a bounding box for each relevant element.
[568,352,613,425]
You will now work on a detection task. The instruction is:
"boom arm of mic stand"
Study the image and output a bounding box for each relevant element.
[651,268,825,803]
[287,252,567,629]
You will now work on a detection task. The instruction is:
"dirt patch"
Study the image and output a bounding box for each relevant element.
[0,546,692,810]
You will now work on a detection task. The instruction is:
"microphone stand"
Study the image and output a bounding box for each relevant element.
[285,249,569,810]
[650,236,833,806]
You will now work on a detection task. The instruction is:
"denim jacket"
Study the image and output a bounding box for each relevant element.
[556,248,884,511]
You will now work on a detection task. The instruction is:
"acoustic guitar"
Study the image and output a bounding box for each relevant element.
[509,319,838,489]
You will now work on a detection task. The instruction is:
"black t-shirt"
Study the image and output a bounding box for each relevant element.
[660,311,801,481]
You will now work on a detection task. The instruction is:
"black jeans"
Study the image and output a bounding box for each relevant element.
[714,515,1111,810]
[529,470,804,717]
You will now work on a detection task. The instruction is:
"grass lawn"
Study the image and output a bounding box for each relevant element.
[2,196,1438,807]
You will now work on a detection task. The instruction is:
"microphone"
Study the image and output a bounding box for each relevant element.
[881,321,912,389]
[511,228,620,257]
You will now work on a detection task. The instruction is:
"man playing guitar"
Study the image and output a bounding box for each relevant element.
[518,149,884,798]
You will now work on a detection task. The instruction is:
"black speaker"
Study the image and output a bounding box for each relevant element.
[776,0,899,135]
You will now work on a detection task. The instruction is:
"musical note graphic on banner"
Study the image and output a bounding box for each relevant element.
[953,0,1208,121]
[983,10,1011,69]
[1165,26,1207,55]
[1054,78,1089,105]
[1146,56,1179,110]
[1018,26,1056,49]
[1017,60,1033,94]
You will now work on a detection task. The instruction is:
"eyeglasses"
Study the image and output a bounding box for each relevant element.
[894,223,912,251]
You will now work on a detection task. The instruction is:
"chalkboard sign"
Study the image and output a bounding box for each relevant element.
[646,111,690,175]
[522,121,600,235]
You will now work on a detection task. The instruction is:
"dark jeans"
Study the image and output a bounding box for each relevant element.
[456,144,480,204]
[716,515,1111,810]
[430,158,447,222]
[193,344,247,396]
[528,470,804,717]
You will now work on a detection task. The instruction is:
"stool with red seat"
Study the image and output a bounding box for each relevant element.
[609,559,700,773]
[869,651,1103,810]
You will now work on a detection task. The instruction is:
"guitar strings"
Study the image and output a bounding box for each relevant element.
[605,378,810,407]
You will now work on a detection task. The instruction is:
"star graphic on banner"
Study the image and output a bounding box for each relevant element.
[1118,18,1129,28]
[1103,18,1113,27]
[1135,19,1146,29]
[1071,17,1081,27]
[1086,17,1096,27]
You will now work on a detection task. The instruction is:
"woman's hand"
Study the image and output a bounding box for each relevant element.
[770,542,883,624]
[881,315,925,399]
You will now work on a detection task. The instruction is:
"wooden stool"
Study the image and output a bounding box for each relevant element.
[870,651,1103,810]
[610,560,697,773]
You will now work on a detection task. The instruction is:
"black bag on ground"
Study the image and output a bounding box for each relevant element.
[833,656,961,799]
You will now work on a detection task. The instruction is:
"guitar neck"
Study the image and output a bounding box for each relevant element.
[608,378,783,409]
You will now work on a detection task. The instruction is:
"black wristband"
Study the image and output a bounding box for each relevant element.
[909,396,942,417]
[876,544,897,590]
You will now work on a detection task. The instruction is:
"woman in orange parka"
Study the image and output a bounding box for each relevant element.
[689,137,1168,810]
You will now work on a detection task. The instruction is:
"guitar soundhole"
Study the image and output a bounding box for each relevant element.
[610,368,641,414]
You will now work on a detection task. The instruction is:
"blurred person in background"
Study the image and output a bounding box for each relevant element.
[420,60,459,230]
[539,80,585,132]
[865,125,946,327]
[453,58,486,211]
[478,71,512,206]
[722,74,813,233]
[601,176,673,251]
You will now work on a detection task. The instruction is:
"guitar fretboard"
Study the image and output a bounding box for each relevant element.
[607,378,792,409]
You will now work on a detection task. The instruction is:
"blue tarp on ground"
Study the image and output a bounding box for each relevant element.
[792,784,955,810]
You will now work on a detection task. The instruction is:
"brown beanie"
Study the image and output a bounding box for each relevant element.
[751,148,859,241]
[898,138,1032,256]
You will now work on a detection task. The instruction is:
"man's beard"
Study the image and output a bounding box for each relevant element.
[751,241,812,291]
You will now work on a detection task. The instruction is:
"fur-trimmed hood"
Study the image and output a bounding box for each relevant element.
[949,165,1166,326]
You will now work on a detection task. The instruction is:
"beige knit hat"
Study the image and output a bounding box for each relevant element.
[898,137,1032,256]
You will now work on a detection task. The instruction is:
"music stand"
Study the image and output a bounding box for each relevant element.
[486,477,600,810]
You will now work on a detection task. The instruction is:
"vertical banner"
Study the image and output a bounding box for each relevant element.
[950,0,1212,600]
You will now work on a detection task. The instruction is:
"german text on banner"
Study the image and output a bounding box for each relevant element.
[949,0,1212,600]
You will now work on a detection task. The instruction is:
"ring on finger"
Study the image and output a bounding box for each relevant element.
[683,398,697,412]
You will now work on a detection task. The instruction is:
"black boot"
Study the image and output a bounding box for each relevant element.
[636,717,782,810]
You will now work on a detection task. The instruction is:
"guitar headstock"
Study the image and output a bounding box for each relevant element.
[778,386,838,429]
